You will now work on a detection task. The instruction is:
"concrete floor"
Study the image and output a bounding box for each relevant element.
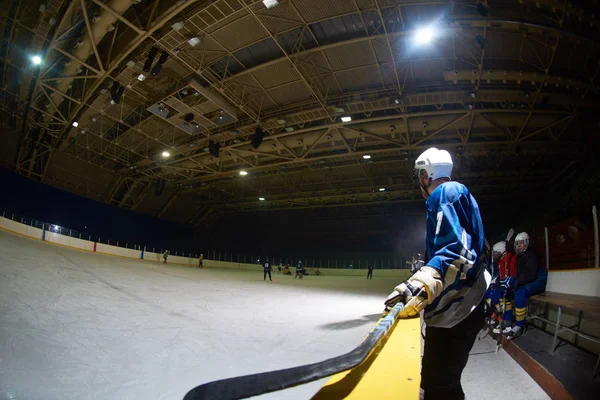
[0,229,548,400]
[513,327,600,400]
[463,334,550,400]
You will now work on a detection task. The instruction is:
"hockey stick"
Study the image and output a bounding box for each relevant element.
[493,228,515,350]
[505,228,515,244]
[182,303,405,400]
[496,290,506,353]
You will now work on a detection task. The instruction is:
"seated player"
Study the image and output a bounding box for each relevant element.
[481,241,516,333]
[506,232,548,339]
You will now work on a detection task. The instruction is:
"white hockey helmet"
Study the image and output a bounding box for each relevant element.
[492,241,506,254]
[515,232,529,253]
[414,148,453,181]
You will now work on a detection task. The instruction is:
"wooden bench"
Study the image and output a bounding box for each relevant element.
[528,291,600,377]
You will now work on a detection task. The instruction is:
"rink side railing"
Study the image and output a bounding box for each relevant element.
[0,213,413,279]
[0,209,410,271]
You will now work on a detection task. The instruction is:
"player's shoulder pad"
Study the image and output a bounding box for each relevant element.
[430,181,469,206]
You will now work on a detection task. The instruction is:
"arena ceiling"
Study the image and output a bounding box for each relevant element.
[1,0,600,227]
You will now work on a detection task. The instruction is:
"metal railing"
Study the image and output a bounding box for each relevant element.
[0,208,409,269]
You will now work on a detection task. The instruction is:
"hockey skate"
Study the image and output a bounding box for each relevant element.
[506,326,523,340]
[492,325,513,335]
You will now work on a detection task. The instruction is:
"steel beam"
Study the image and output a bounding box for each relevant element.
[38,0,201,181]
[242,1,330,117]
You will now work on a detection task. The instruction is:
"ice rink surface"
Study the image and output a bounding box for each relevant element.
[0,229,549,400]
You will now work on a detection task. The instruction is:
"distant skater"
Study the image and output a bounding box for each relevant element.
[367,264,374,280]
[295,260,305,279]
[263,257,272,281]
[199,253,203,268]
[162,250,169,264]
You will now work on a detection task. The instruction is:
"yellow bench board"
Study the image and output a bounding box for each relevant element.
[313,317,421,399]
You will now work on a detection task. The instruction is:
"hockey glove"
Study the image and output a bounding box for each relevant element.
[499,277,516,291]
[384,267,443,318]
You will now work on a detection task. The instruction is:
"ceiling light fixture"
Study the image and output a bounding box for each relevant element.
[414,25,435,45]
[334,107,345,113]
[259,197,266,201]
[363,154,371,159]
[341,116,352,122]
[72,121,79,127]
[262,0,279,9]
[379,188,386,192]
[239,170,248,176]
[137,73,146,81]
[31,55,42,65]
[171,21,185,31]
[187,37,201,47]
[161,151,170,158]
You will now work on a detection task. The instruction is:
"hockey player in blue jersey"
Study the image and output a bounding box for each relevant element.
[385,147,488,400]
[503,232,547,339]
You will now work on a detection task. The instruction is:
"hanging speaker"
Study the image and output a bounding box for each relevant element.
[151,51,169,76]
[209,140,221,157]
[154,179,166,196]
[111,83,123,104]
[476,3,489,17]
[475,34,486,49]
[251,126,264,149]
[143,47,159,73]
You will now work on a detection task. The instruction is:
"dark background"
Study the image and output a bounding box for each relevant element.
[2,167,596,262]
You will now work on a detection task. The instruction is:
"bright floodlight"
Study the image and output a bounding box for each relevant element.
[341,116,352,122]
[239,170,248,176]
[379,188,386,192]
[32,55,42,65]
[259,197,265,201]
[72,121,79,127]
[415,26,434,45]
[363,154,371,159]
[161,151,170,158]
